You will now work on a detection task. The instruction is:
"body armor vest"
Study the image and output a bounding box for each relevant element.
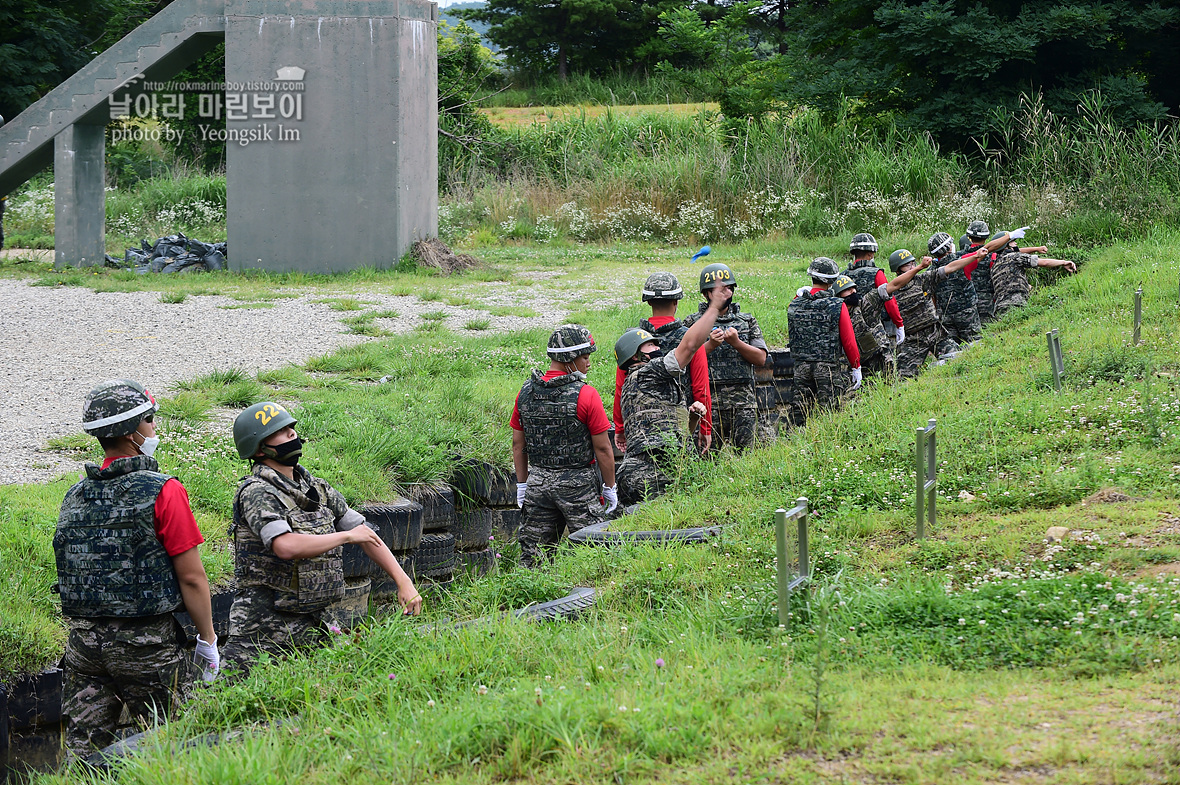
[517,371,594,469]
[640,317,693,401]
[894,273,939,332]
[620,359,687,456]
[234,466,345,614]
[787,291,845,363]
[685,303,756,385]
[848,301,885,358]
[933,253,977,314]
[964,245,995,307]
[847,261,893,336]
[991,251,1037,309]
[55,456,182,618]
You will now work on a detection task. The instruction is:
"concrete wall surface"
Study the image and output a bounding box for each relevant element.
[226,0,438,273]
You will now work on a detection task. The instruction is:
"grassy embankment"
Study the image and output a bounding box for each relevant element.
[1,228,1178,782]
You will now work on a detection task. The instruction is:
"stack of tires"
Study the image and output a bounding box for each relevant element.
[338,498,424,621]
[448,459,500,578]
[755,359,779,441]
[404,482,458,597]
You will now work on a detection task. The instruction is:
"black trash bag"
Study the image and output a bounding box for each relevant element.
[186,239,211,256]
[124,248,149,265]
[201,250,225,271]
[134,264,152,275]
[150,256,170,273]
[103,254,125,268]
[161,254,204,274]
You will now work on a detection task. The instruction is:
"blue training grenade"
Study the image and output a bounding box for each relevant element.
[691,245,711,263]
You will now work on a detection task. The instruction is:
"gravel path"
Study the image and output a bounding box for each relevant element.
[0,278,562,485]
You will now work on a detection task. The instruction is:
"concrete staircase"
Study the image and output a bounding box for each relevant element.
[0,0,227,197]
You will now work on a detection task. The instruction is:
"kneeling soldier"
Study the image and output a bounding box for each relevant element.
[223,403,421,676]
[56,379,217,756]
[615,291,729,503]
[511,325,617,567]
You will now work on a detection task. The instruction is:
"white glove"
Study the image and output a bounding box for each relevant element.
[194,634,220,682]
[602,484,619,514]
[516,482,527,508]
[1008,226,1030,240]
[850,367,863,391]
[795,286,810,298]
[895,325,905,346]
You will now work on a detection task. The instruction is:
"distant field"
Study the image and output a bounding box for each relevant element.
[479,102,720,128]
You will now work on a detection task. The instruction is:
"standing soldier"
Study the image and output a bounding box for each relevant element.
[788,258,862,423]
[683,262,769,450]
[845,232,905,375]
[55,379,218,757]
[223,403,421,676]
[511,325,617,567]
[889,245,995,377]
[960,220,999,323]
[613,272,713,455]
[989,232,1077,317]
[928,231,983,347]
[615,292,728,504]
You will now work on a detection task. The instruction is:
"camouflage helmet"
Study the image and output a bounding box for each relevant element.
[849,232,878,253]
[547,324,597,364]
[807,257,840,282]
[233,402,297,459]
[928,232,954,257]
[82,379,158,439]
[888,249,917,272]
[614,328,658,369]
[699,263,736,292]
[832,274,857,296]
[641,272,684,302]
[967,220,990,240]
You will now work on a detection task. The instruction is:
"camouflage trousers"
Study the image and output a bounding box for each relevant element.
[221,586,329,679]
[710,382,757,451]
[617,451,674,506]
[938,305,982,345]
[992,295,1027,319]
[62,613,190,757]
[897,325,960,378]
[520,465,606,568]
[861,348,895,378]
[791,361,850,425]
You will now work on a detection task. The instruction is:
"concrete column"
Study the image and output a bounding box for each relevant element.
[53,123,107,268]
[225,0,438,274]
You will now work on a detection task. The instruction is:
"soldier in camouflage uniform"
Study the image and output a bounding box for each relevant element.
[989,232,1077,317]
[613,272,714,455]
[223,402,421,676]
[845,233,906,376]
[615,294,729,504]
[55,379,218,756]
[889,247,991,377]
[928,231,984,347]
[683,263,769,451]
[960,220,1000,323]
[787,258,863,424]
[511,325,617,567]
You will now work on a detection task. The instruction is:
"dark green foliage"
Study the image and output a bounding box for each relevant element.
[778,0,1180,143]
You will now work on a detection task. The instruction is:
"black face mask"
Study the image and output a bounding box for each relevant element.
[642,348,663,363]
[844,293,861,309]
[263,436,303,466]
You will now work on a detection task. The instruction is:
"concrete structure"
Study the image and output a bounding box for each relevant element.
[0,0,437,273]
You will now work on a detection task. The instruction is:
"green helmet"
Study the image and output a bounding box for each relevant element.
[990,230,1017,251]
[888,248,917,272]
[614,328,657,369]
[833,274,857,296]
[928,232,954,257]
[547,324,596,364]
[641,272,684,302]
[233,402,297,459]
[967,220,990,240]
[82,379,158,439]
[699,263,736,292]
[807,257,840,282]
[849,232,878,253]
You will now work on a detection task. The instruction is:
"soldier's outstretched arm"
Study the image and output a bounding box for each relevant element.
[1037,257,1078,273]
[675,291,732,368]
[883,257,932,295]
[942,249,982,275]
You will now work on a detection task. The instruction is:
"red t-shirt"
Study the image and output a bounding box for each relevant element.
[874,268,905,327]
[100,456,205,556]
[510,370,611,436]
[961,244,986,278]
[613,316,713,442]
[809,288,861,369]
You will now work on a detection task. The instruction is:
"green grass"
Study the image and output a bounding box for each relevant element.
[464,318,491,331]
[8,233,1180,782]
[159,291,188,304]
